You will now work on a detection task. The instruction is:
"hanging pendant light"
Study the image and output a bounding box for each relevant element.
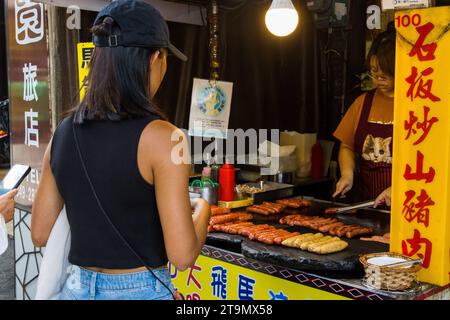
[265,0,299,37]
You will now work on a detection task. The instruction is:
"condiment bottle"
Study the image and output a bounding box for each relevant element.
[202,165,211,179]
[219,161,235,201]
[202,155,211,179]
[210,159,220,183]
[311,141,323,179]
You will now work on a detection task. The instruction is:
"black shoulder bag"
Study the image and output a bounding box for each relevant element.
[72,123,175,300]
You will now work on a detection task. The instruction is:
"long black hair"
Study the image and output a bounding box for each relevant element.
[72,17,167,123]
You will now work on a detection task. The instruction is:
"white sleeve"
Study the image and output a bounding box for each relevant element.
[0,214,8,255]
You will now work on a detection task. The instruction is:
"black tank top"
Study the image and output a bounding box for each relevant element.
[50,115,167,268]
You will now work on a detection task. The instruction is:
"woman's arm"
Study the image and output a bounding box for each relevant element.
[142,120,210,271]
[333,142,356,198]
[31,141,64,247]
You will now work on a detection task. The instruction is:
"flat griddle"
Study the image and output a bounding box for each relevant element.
[273,199,391,235]
[241,225,389,272]
[206,198,391,272]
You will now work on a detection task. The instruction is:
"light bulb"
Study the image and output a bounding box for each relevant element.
[265,0,299,37]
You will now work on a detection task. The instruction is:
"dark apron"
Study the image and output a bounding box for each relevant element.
[354,90,393,201]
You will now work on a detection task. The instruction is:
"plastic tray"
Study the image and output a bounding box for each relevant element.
[243,181,294,204]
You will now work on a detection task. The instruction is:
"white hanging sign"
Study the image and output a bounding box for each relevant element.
[188,78,233,139]
[382,0,431,11]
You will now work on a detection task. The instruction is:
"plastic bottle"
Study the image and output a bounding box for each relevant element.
[219,161,235,201]
[311,141,323,179]
[210,159,220,184]
[202,154,211,179]
[202,165,211,179]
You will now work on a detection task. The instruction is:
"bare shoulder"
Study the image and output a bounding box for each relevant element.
[139,120,189,164]
[141,120,180,146]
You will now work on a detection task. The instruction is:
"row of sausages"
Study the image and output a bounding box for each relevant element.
[211,221,348,254]
[279,214,373,238]
[246,199,313,216]
[212,221,300,245]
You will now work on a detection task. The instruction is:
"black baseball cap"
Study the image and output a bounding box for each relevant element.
[93,0,188,62]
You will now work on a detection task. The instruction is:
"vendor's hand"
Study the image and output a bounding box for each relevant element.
[374,187,391,208]
[332,175,353,198]
[0,189,18,223]
[190,198,211,217]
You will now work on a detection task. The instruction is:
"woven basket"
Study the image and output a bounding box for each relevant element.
[359,252,422,291]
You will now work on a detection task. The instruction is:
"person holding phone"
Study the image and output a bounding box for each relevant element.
[31,0,210,300]
[0,189,18,300]
[0,189,18,224]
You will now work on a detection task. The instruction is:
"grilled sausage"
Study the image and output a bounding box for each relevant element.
[336,225,359,237]
[248,227,277,240]
[210,206,231,216]
[318,222,344,233]
[273,232,301,245]
[346,227,373,238]
[209,213,253,225]
[239,224,272,236]
[324,208,338,214]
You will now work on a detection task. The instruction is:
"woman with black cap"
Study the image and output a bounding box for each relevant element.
[31,0,210,300]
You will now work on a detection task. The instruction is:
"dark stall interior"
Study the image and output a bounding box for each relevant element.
[154,0,368,199]
[0,2,10,167]
[158,0,367,141]
[0,2,7,100]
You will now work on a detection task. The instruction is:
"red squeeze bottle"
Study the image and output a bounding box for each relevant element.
[311,142,323,179]
[219,162,235,201]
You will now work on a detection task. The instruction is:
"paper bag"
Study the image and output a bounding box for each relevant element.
[280,131,317,178]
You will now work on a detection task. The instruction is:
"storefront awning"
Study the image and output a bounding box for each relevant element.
[34,0,206,25]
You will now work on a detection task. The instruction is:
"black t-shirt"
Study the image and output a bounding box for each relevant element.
[50,115,167,268]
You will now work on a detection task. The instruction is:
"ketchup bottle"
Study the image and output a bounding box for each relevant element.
[219,161,235,201]
[311,141,323,179]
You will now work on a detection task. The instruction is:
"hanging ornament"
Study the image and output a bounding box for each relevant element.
[209,0,220,82]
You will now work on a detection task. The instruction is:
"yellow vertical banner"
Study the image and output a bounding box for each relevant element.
[76,42,95,101]
[392,7,450,286]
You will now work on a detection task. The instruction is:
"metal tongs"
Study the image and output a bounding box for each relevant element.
[334,200,375,214]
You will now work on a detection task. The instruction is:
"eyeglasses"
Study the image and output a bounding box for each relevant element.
[368,71,392,82]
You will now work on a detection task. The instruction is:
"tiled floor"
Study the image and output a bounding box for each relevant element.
[0,238,14,300]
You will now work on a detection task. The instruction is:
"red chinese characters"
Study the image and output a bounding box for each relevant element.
[185,293,201,300]
[404,151,435,183]
[405,67,440,102]
[187,263,202,289]
[402,189,434,227]
[409,22,437,61]
[402,229,432,268]
[404,106,439,145]
[400,20,440,271]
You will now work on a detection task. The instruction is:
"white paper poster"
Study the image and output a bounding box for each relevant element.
[381,0,431,11]
[188,78,233,139]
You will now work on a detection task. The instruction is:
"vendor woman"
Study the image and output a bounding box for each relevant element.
[333,26,396,201]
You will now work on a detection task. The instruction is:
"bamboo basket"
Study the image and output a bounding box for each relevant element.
[359,252,422,291]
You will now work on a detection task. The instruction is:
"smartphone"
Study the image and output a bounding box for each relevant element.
[0,164,31,195]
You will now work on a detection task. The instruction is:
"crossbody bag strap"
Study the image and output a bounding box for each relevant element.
[71,121,175,299]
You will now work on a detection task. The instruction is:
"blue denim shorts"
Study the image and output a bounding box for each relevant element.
[60,265,175,300]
